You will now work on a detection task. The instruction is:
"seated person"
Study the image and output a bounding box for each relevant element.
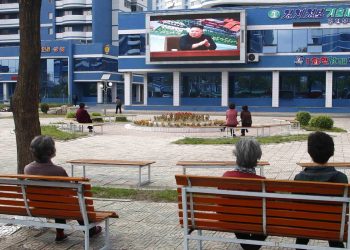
[75,102,93,132]
[223,138,266,250]
[24,135,102,242]
[179,24,217,51]
[294,131,347,249]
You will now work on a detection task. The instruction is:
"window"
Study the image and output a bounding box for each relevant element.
[229,72,272,98]
[48,28,53,35]
[292,29,307,52]
[48,12,53,20]
[277,30,292,52]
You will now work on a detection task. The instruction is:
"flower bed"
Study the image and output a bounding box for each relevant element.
[134,112,224,127]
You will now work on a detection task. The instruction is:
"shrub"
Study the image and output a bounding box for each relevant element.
[66,112,76,118]
[92,117,103,122]
[40,103,50,114]
[115,116,128,122]
[308,115,334,129]
[296,111,311,126]
[91,112,102,116]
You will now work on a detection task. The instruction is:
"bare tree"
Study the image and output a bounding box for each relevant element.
[12,0,42,173]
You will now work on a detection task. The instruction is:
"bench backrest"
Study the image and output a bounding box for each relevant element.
[0,175,97,222]
[175,175,350,242]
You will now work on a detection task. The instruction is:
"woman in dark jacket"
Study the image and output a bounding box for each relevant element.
[240,105,252,136]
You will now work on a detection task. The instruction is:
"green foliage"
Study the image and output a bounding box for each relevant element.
[92,117,104,123]
[91,187,177,202]
[308,115,334,129]
[115,116,128,122]
[66,112,76,118]
[174,134,309,145]
[296,111,311,126]
[91,112,102,116]
[40,103,50,114]
[41,125,86,140]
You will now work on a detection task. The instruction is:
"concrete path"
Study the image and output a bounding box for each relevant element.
[0,112,349,249]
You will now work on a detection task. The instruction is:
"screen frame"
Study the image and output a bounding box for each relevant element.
[146,9,246,65]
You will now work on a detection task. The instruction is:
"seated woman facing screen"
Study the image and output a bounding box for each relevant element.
[24,135,102,242]
[223,138,266,250]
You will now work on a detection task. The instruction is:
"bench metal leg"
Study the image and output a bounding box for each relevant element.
[147,164,151,183]
[105,219,110,250]
[71,164,74,177]
[138,167,142,187]
[197,230,203,250]
[83,165,86,178]
[183,167,186,175]
[260,166,264,177]
[84,226,90,250]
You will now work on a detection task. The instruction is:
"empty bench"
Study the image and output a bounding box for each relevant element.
[0,174,118,250]
[175,174,350,250]
[67,159,155,187]
[176,160,269,176]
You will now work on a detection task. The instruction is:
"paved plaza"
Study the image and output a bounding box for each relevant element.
[0,111,350,249]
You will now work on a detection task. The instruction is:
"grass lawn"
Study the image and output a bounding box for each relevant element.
[174,134,309,145]
[302,126,346,132]
[92,186,177,202]
[41,125,87,140]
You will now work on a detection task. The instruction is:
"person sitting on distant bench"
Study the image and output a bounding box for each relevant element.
[24,135,102,242]
[75,103,93,132]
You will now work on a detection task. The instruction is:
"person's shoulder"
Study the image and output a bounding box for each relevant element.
[335,170,348,183]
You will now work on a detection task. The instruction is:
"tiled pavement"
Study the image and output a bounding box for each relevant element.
[0,112,349,249]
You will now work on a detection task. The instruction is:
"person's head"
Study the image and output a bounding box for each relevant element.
[79,103,85,109]
[234,138,262,168]
[308,131,334,164]
[30,135,56,163]
[242,105,248,111]
[189,24,204,38]
[229,103,236,109]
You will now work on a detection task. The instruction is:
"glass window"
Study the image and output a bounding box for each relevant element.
[48,28,53,35]
[148,73,173,98]
[82,82,97,97]
[279,72,325,99]
[74,58,118,72]
[248,30,263,53]
[277,30,292,52]
[40,58,68,99]
[308,29,322,45]
[118,34,146,56]
[263,30,277,46]
[292,29,307,52]
[229,72,272,98]
[0,59,19,73]
[333,72,350,99]
[48,12,53,20]
[322,29,339,52]
[180,72,221,106]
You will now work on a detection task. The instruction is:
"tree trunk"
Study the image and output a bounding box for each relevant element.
[12,0,42,174]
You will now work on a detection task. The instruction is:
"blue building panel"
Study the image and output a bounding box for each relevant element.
[92,0,112,44]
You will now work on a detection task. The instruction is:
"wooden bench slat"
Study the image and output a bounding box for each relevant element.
[176,161,270,166]
[268,217,343,231]
[26,187,93,197]
[297,162,350,168]
[180,219,263,233]
[28,201,95,212]
[179,212,262,224]
[267,209,342,222]
[268,226,344,241]
[67,159,155,166]
[180,204,263,216]
[27,194,93,205]
[178,196,263,208]
[0,192,22,199]
[0,174,89,182]
[0,185,21,192]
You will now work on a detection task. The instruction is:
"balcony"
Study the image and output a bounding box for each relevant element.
[55,0,92,9]
[56,31,92,40]
[0,3,19,13]
[56,15,92,25]
[0,18,19,28]
[0,33,19,42]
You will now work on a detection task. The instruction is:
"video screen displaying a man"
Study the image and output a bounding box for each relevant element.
[179,24,217,51]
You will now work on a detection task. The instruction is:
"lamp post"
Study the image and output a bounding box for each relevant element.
[99,81,113,116]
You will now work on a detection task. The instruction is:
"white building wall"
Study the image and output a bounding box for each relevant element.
[325,71,333,108]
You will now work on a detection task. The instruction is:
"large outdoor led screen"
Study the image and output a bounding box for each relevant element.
[146,10,246,64]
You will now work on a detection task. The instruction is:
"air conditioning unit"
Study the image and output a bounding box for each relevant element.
[247,53,259,62]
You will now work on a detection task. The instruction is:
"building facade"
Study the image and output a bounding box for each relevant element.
[119,1,350,112]
[0,0,145,105]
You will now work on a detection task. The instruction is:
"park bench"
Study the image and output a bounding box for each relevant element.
[175,174,350,250]
[298,162,350,170]
[67,159,155,187]
[221,123,291,137]
[176,160,269,176]
[0,174,118,250]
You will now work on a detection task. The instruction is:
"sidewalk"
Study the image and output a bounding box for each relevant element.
[0,113,349,249]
